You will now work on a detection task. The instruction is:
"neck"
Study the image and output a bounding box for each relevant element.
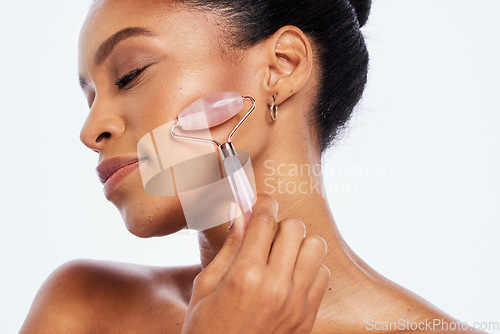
[197,151,355,275]
[197,110,381,308]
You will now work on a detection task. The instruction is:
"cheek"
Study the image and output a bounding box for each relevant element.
[113,61,259,235]
[205,65,272,171]
[122,83,177,136]
[124,63,246,135]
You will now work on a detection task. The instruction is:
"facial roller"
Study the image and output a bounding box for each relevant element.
[170,92,257,223]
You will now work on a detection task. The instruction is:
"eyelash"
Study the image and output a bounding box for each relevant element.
[115,66,149,89]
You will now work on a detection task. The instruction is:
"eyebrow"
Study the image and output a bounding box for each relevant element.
[79,27,157,89]
[94,27,157,65]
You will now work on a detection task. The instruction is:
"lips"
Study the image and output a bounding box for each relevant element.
[96,156,139,184]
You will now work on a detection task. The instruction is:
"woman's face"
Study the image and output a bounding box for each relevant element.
[78,0,268,237]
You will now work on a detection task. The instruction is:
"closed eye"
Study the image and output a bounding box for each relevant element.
[115,65,150,89]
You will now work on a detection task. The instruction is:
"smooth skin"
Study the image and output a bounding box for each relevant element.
[21,0,486,333]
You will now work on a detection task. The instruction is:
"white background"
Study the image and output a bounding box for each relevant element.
[1,0,499,333]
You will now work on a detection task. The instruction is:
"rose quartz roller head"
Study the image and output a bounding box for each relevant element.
[171,92,256,223]
[177,92,244,130]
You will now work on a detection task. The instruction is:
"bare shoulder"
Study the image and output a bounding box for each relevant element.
[20,259,202,333]
[372,280,491,334]
[362,276,489,334]
[314,249,489,334]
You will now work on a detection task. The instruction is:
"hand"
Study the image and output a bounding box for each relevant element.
[181,194,330,334]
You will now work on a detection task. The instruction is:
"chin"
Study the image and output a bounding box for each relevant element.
[110,185,186,238]
[118,194,187,238]
[108,174,187,238]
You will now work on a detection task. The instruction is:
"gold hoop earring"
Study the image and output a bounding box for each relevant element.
[270,96,279,121]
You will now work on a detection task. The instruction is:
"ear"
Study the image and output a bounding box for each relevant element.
[261,25,313,105]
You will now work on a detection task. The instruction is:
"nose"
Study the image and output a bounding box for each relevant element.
[80,101,125,152]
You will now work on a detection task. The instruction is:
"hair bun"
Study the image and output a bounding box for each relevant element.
[349,0,372,27]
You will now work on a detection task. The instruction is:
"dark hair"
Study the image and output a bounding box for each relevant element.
[178,0,371,153]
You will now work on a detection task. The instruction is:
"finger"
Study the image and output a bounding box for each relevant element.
[267,218,306,279]
[236,194,279,265]
[299,264,331,332]
[307,264,331,305]
[292,235,328,292]
[197,203,246,288]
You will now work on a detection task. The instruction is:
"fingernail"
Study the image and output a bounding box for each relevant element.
[234,203,243,219]
[234,203,246,228]
[314,234,328,253]
[321,264,331,276]
[228,202,236,229]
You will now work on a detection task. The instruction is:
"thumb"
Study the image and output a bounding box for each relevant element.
[202,203,246,280]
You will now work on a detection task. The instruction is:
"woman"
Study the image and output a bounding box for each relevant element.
[20,0,487,333]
